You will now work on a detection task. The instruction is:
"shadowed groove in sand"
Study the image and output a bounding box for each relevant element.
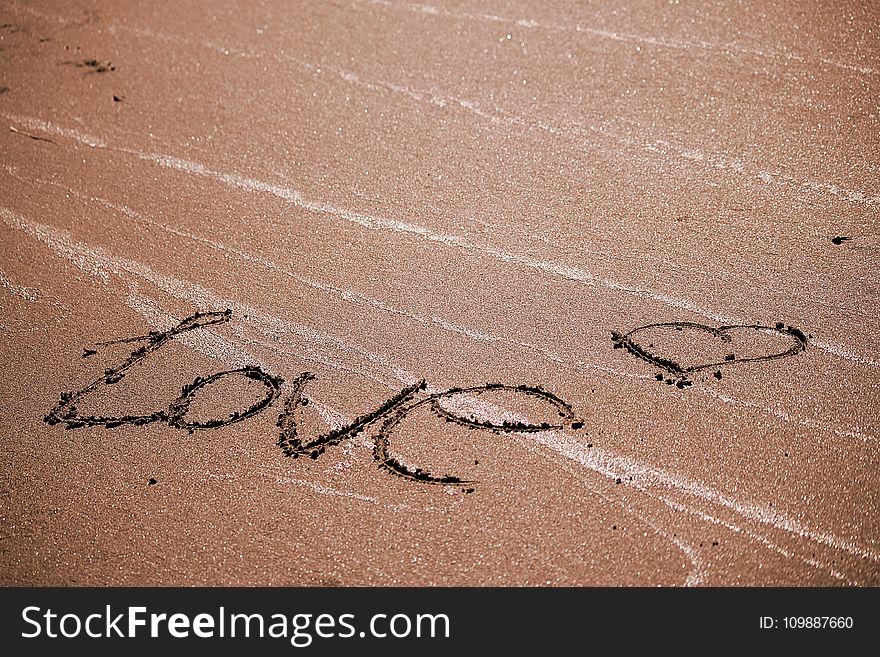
[5,186,867,450]
[275,374,579,486]
[277,378,428,461]
[373,383,577,485]
[34,289,863,570]
[3,156,875,440]
[117,286,357,439]
[41,309,286,433]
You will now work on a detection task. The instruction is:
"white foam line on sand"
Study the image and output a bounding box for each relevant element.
[700,387,877,443]
[0,116,771,321]
[273,475,413,512]
[470,395,876,571]
[46,7,880,216]
[531,429,879,563]
[56,182,649,383]
[7,3,879,212]
[668,528,705,587]
[251,53,876,209]
[655,494,851,583]
[123,286,271,371]
[1,114,747,319]
[808,338,880,369]
[621,135,880,206]
[297,50,880,209]
[505,406,854,581]
[13,0,877,214]
[148,149,880,367]
[363,0,878,77]
[7,109,867,369]
[0,206,413,388]
[512,435,708,586]
[11,0,875,78]
[302,398,351,434]
[0,267,40,301]
[112,202,643,382]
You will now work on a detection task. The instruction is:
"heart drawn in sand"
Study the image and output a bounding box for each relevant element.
[611,321,808,377]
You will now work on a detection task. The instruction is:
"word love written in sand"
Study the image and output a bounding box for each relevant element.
[45,312,807,486]
[44,310,579,487]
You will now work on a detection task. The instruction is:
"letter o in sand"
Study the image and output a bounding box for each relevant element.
[374,383,580,484]
[429,383,576,433]
[167,366,283,431]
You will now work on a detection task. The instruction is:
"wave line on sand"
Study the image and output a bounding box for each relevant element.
[7,0,877,208]
[0,206,415,389]
[530,429,879,564]
[545,441,851,584]
[3,112,877,373]
[511,434,709,586]
[654,494,850,583]
[0,267,40,301]
[700,387,877,442]
[359,0,878,77]
[7,0,880,211]
[505,407,861,581]
[276,45,880,208]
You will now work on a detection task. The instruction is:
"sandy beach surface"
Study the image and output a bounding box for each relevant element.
[1,0,878,586]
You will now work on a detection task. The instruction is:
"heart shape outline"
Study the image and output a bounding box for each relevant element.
[611,322,808,375]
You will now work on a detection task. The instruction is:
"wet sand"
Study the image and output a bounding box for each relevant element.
[0,0,878,586]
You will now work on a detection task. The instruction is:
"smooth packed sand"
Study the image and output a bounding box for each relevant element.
[1,0,878,586]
